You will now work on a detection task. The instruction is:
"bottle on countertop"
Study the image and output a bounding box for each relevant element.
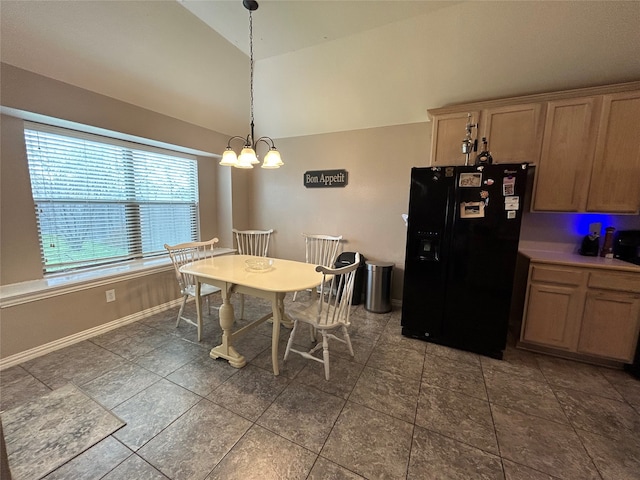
[475,137,493,166]
[600,226,616,258]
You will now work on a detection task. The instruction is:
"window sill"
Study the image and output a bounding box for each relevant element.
[0,248,236,308]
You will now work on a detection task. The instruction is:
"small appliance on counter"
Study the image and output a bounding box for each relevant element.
[579,222,601,256]
[613,230,640,266]
[600,226,616,258]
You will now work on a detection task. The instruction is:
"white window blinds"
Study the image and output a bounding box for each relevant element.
[24,122,199,273]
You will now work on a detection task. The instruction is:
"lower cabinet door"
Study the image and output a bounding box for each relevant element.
[577,291,640,362]
[522,283,582,350]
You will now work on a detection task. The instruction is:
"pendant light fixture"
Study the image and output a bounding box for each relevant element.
[220,0,283,169]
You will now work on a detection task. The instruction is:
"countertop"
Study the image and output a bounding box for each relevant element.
[518,241,640,273]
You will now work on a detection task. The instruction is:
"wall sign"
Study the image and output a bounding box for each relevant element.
[303,169,348,188]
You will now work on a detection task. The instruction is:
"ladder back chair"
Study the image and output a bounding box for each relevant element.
[292,233,343,301]
[232,228,274,318]
[164,237,222,341]
[283,252,361,380]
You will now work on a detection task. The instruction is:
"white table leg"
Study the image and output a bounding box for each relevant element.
[270,293,286,375]
[210,284,246,368]
[194,280,202,342]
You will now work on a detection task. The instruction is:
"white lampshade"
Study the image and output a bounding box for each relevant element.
[220,148,238,166]
[236,147,257,168]
[261,149,283,169]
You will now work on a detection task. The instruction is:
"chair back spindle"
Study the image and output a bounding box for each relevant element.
[316,258,357,328]
[292,233,343,302]
[303,233,342,267]
[231,228,273,319]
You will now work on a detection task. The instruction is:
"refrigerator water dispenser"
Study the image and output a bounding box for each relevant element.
[417,232,440,261]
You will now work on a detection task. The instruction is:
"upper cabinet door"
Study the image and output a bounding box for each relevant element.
[480,103,544,164]
[532,97,599,212]
[430,111,480,166]
[427,82,640,213]
[587,90,640,213]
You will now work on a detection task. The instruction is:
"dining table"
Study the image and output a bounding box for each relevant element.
[179,254,325,375]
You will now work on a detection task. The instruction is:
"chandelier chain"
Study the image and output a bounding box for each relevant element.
[249,10,255,136]
[219,1,282,168]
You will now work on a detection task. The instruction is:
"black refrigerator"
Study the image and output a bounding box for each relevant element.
[401,163,532,359]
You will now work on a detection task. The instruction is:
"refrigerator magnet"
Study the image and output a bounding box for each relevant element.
[460,201,485,218]
[507,210,517,219]
[503,176,515,195]
[480,190,489,207]
[459,173,482,187]
[504,196,519,210]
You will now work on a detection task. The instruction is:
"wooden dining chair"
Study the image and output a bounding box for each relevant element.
[292,233,342,301]
[232,228,274,318]
[164,238,222,341]
[283,252,361,380]
[232,228,273,257]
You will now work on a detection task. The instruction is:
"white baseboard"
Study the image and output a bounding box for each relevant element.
[0,299,183,371]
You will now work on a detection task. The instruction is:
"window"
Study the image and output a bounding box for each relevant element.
[24,122,199,273]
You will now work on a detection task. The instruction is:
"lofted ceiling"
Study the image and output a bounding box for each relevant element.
[1,1,640,142]
[179,0,458,60]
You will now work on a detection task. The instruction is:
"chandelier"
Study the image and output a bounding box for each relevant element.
[220,0,283,169]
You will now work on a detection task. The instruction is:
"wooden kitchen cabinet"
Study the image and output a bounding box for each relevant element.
[430,111,480,166]
[578,290,640,361]
[521,265,584,350]
[428,81,640,214]
[522,283,582,350]
[428,104,542,166]
[532,96,599,211]
[577,270,640,361]
[520,262,640,364]
[586,90,640,213]
[480,103,544,164]
[534,90,640,213]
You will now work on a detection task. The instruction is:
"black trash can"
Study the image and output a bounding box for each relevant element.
[334,252,366,305]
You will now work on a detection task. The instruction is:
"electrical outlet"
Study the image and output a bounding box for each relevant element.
[106,289,116,303]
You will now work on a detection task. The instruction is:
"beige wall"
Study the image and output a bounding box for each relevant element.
[0,272,177,359]
[249,123,432,301]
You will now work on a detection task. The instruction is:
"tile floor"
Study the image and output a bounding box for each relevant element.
[1,293,640,480]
